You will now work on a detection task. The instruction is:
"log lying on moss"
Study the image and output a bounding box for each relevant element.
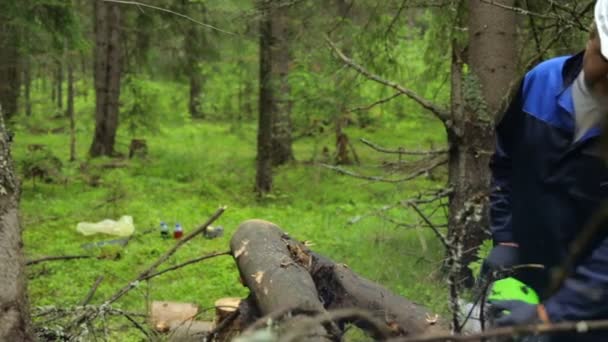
[228,219,447,341]
[230,219,333,342]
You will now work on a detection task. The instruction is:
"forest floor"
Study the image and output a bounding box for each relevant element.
[13,83,451,340]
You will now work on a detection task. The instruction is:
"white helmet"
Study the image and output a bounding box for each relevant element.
[595,0,608,59]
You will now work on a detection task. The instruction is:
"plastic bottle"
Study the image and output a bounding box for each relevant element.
[173,223,183,239]
[160,222,169,239]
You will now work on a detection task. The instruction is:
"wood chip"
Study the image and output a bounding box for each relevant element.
[252,271,264,285]
[234,240,249,258]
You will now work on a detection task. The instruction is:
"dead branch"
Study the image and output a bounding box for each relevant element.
[347,92,403,113]
[101,0,235,35]
[409,203,450,251]
[360,138,448,156]
[391,319,608,342]
[280,308,394,342]
[349,187,451,225]
[479,0,555,19]
[139,251,231,281]
[81,276,104,306]
[26,255,92,266]
[104,206,226,305]
[325,36,451,123]
[321,157,447,183]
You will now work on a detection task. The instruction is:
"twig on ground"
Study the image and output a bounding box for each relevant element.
[360,138,448,156]
[103,206,227,306]
[325,36,450,123]
[81,276,104,306]
[26,255,92,266]
[321,158,447,183]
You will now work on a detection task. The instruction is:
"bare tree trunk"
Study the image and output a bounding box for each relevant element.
[255,1,274,195]
[0,21,20,120]
[23,57,32,117]
[90,1,122,157]
[334,0,354,165]
[56,59,63,110]
[446,0,517,284]
[270,2,293,166]
[185,25,203,119]
[67,57,76,162]
[0,112,33,341]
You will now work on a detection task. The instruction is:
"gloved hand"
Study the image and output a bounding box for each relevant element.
[489,300,547,327]
[481,244,519,278]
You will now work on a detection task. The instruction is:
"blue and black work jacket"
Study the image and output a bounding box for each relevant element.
[490,52,608,334]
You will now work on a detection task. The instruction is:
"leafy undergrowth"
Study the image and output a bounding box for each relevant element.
[15,83,450,341]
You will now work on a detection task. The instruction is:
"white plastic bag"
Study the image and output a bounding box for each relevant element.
[76,215,135,237]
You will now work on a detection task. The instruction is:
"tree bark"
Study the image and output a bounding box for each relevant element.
[0,113,33,341]
[255,1,274,195]
[56,58,63,110]
[23,57,32,117]
[269,2,294,166]
[67,57,76,162]
[230,219,332,341]
[90,1,122,158]
[185,25,203,119]
[0,19,20,120]
[446,0,518,284]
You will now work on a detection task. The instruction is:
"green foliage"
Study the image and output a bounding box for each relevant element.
[121,76,165,136]
[468,239,493,277]
[19,147,63,183]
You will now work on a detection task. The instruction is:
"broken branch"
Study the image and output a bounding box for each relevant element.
[360,138,448,156]
[347,92,403,113]
[81,276,104,306]
[139,251,231,281]
[409,203,450,252]
[321,157,447,183]
[104,206,226,305]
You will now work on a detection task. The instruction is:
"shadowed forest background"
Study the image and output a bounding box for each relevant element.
[0,0,599,341]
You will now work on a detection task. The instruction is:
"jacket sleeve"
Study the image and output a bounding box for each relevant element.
[544,234,608,321]
[489,82,524,243]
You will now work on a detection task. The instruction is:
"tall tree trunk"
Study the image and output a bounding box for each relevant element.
[90,1,122,158]
[270,3,293,166]
[0,21,20,120]
[56,59,63,110]
[447,0,517,284]
[255,1,274,195]
[67,57,76,162]
[23,57,32,117]
[334,0,353,165]
[185,26,203,119]
[0,113,33,341]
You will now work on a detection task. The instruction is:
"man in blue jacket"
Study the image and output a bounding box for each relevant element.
[484,1,608,340]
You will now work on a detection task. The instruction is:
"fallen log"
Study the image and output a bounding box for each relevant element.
[227,219,447,341]
[230,219,333,342]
